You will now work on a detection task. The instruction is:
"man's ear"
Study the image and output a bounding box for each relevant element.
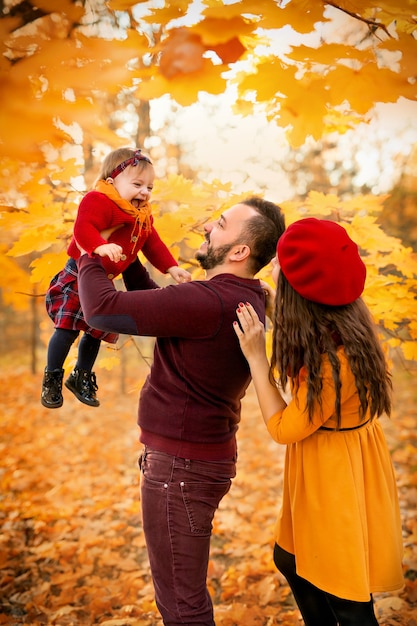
[106,177,114,184]
[230,244,251,262]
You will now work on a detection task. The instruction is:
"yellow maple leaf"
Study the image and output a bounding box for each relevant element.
[1,14,21,34]
[400,341,417,362]
[232,97,255,117]
[365,276,415,329]
[0,88,69,160]
[287,42,374,67]
[278,76,330,146]
[29,34,145,95]
[153,212,193,247]
[153,174,212,205]
[31,0,85,21]
[200,0,287,37]
[304,191,342,216]
[387,337,402,349]
[278,200,306,226]
[237,57,297,103]
[409,320,417,340]
[0,246,33,311]
[10,198,66,229]
[329,64,410,115]
[191,16,255,46]
[342,194,388,216]
[49,158,82,183]
[324,109,363,135]
[136,59,227,106]
[332,0,416,34]
[140,0,191,26]
[257,0,328,34]
[108,0,150,9]
[387,247,417,279]
[30,250,69,289]
[381,32,417,77]
[369,1,417,33]
[8,226,67,257]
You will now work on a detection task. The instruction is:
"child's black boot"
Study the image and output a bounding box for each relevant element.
[41,368,64,409]
[65,366,100,407]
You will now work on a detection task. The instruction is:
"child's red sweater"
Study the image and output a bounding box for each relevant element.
[67,191,177,278]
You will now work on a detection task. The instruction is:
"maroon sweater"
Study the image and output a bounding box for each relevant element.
[78,255,267,461]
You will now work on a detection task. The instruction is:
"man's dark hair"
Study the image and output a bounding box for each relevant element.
[241,196,286,274]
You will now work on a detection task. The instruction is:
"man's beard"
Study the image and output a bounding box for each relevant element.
[195,242,236,270]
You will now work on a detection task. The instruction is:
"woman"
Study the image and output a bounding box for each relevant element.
[233,217,403,625]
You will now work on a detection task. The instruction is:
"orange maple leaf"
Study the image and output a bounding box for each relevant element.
[211,37,246,64]
[159,29,205,79]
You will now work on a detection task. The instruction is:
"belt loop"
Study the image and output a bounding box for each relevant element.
[185,458,191,469]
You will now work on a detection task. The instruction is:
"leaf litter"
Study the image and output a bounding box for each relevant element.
[0,363,416,625]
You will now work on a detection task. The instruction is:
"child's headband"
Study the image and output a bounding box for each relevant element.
[110,149,152,179]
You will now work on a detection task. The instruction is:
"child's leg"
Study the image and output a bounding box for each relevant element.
[65,334,101,407]
[41,329,79,409]
[273,544,337,626]
[76,333,101,371]
[325,593,379,626]
[47,328,80,370]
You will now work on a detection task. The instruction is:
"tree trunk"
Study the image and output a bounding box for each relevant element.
[136,100,151,149]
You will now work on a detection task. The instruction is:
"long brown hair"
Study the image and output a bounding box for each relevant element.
[270,272,392,427]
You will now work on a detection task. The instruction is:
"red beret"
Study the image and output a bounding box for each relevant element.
[277,218,366,305]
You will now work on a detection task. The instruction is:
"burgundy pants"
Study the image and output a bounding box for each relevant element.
[139,448,236,625]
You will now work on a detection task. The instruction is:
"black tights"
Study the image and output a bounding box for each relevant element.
[47,329,101,372]
[274,544,379,626]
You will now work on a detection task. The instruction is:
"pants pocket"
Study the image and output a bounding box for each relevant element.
[180,479,231,534]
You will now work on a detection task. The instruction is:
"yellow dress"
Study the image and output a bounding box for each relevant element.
[267,348,404,602]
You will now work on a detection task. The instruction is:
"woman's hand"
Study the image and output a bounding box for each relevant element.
[234,302,287,424]
[233,302,267,363]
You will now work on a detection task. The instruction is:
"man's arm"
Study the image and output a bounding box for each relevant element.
[78,254,220,338]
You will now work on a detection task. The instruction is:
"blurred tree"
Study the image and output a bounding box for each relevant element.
[380,146,417,250]
[0,0,416,369]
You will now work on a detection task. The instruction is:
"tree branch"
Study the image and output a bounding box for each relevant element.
[324,1,393,39]
[5,0,83,32]
[6,0,48,29]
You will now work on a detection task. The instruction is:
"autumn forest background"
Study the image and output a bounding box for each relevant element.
[1,1,417,624]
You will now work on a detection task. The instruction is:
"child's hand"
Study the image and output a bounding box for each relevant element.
[94,243,125,263]
[168,266,192,284]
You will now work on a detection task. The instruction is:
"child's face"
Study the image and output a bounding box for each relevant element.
[111,164,155,207]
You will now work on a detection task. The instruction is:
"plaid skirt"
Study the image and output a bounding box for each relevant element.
[45,258,119,344]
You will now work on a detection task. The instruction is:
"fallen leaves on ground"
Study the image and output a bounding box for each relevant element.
[0,363,416,625]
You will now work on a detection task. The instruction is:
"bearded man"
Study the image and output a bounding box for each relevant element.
[77,197,285,626]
